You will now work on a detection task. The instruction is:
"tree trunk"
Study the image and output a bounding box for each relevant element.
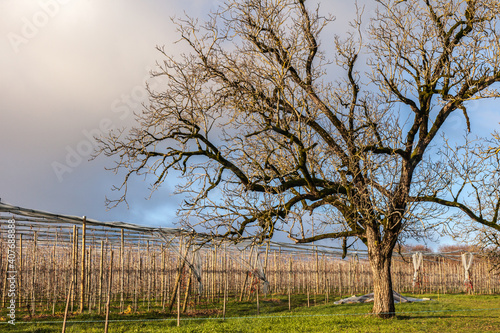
[366,224,397,318]
[370,253,395,318]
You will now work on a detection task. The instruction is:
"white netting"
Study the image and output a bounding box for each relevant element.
[412,252,423,288]
[462,252,474,289]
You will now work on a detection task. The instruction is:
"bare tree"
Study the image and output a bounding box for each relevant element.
[426,134,500,272]
[472,227,500,272]
[97,0,500,317]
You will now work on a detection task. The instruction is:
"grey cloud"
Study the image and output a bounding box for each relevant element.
[1,0,220,225]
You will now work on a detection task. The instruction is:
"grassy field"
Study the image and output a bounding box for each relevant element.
[1,293,499,332]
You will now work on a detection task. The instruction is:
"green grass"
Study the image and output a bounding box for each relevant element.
[1,293,500,332]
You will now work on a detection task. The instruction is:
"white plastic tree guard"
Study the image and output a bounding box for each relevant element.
[461,252,474,290]
[412,252,423,288]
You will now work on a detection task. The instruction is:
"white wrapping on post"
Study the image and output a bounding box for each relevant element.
[412,252,423,288]
[461,253,473,289]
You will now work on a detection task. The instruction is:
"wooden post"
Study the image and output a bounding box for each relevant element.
[2,259,8,307]
[315,247,319,302]
[134,241,140,312]
[177,240,183,327]
[127,247,131,307]
[153,247,158,306]
[31,231,37,316]
[62,268,75,333]
[272,250,277,295]
[439,257,444,295]
[239,273,249,302]
[339,262,343,299]
[223,244,227,320]
[212,246,217,303]
[348,259,352,296]
[177,273,181,327]
[263,242,270,296]
[307,284,310,308]
[253,247,260,313]
[63,230,76,333]
[182,269,192,313]
[288,257,292,311]
[46,246,51,311]
[140,257,145,308]
[79,217,86,313]
[120,229,124,313]
[324,254,328,304]
[256,280,260,315]
[245,246,256,302]
[147,240,151,312]
[52,235,57,315]
[0,237,2,304]
[279,247,282,294]
[488,258,492,294]
[18,234,22,308]
[326,277,329,304]
[264,242,270,276]
[161,244,165,310]
[98,240,104,315]
[104,251,114,333]
[71,226,78,312]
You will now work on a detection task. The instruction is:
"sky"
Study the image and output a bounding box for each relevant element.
[0,0,227,225]
[0,0,360,227]
[0,0,347,226]
[1,0,499,248]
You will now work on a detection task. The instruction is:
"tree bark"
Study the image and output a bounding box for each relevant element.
[370,253,395,318]
[367,225,397,318]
